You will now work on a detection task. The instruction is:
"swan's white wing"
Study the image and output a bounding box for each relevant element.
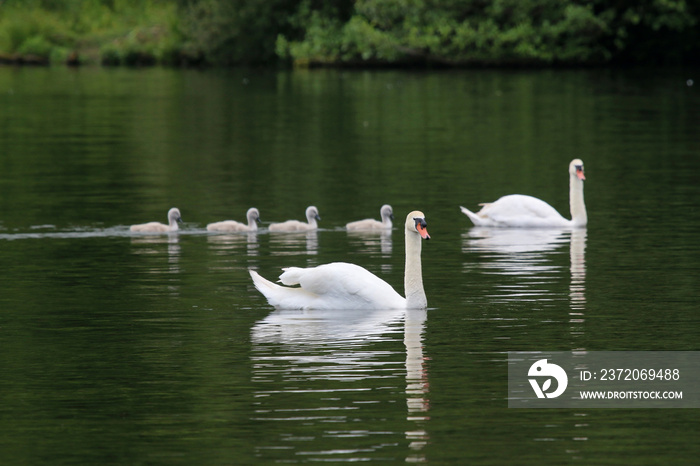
[477,195,570,228]
[280,263,405,309]
[130,222,169,233]
[207,220,248,232]
[252,263,405,310]
[346,218,383,230]
[269,220,313,232]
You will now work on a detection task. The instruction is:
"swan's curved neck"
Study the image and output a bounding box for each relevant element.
[404,231,427,309]
[569,175,587,227]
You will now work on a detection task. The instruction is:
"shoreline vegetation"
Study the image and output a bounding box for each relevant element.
[1,0,698,68]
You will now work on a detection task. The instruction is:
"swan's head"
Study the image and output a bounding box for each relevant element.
[569,159,585,181]
[247,207,261,224]
[168,207,183,224]
[406,210,430,240]
[306,206,321,222]
[381,204,394,221]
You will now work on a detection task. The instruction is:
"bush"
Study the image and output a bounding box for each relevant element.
[178,0,306,65]
[277,0,700,66]
[1,0,184,66]
[100,43,122,65]
[1,0,697,67]
[17,35,53,58]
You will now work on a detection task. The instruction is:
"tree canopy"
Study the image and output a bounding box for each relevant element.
[1,0,698,66]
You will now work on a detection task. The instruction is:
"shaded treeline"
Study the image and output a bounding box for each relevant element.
[1,0,698,66]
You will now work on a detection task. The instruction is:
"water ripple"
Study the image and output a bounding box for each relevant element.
[250,308,430,463]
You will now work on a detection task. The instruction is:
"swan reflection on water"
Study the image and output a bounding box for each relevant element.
[462,228,587,304]
[568,229,587,348]
[207,231,259,255]
[268,230,318,256]
[462,228,570,302]
[346,229,393,273]
[346,229,393,255]
[463,227,569,255]
[206,231,260,272]
[463,227,588,344]
[130,232,181,261]
[129,233,181,296]
[250,307,429,463]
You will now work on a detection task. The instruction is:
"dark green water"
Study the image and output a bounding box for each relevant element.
[0,66,699,464]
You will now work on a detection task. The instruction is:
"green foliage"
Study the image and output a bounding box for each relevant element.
[0,0,182,65]
[17,36,54,58]
[278,0,610,65]
[0,7,74,58]
[278,0,699,66]
[0,0,697,66]
[100,43,122,65]
[178,0,303,65]
[594,0,698,63]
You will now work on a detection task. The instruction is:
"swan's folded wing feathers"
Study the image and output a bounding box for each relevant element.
[279,263,398,307]
[346,218,382,230]
[131,222,168,232]
[279,267,304,286]
[483,195,563,220]
[518,197,562,219]
[475,195,570,228]
[270,220,309,231]
[207,220,246,231]
[295,263,367,296]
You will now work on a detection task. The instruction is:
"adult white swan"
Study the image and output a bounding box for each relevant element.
[268,206,320,232]
[250,210,430,310]
[207,207,261,232]
[460,159,587,228]
[346,204,394,231]
[130,207,182,233]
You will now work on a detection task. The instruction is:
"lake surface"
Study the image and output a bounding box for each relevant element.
[0,66,698,464]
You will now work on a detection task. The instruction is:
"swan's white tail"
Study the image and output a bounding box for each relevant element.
[460,206,483,226]
[249,269,316,309]
[249,270,281,294]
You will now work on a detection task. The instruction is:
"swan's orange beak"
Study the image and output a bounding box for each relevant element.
[417,223,430,240]
[576,166,585,180]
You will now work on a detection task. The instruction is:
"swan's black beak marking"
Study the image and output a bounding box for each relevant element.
[413,217,430,240]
